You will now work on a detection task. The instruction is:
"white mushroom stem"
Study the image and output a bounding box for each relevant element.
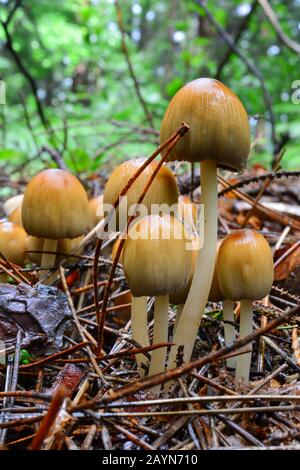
[131,296,149,375]
[149,295,169,380]
[168,160,218,368]
[223,299,236,370]
[40,239,57,284]
[173,303,184,336]
[235,299,253,382]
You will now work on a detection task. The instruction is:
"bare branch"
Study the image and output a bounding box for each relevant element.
[114,0,155,128]
[258,0,300,54]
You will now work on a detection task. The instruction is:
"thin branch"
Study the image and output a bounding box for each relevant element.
[258,0,300,54]
[216,0,258,79]
[114,0,154,128]
[195,0,277,151]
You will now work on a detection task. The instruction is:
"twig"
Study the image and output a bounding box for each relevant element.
[258,0,300,54]
[114,0,154,128]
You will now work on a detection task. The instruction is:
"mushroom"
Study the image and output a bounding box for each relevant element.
[177,195,197,232]
[111,237,132,323]
[22,169,90,283]
[89,195,104,227]
[217,229,274,382]
[122,214,192,380]
[103,158,179,231]
[3,194,24,217]
[0,221,27,281]
[160,77,250,367]
[8,206,23,226]
[209,239,236,370]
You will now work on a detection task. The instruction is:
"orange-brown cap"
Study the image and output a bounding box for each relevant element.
[0,221,27,267]
[22,169,90,239]
[122,214,192,297]
[9,206,23,227]
[103,158,179,229]
[160,78,250,171]
[217,229,274,301]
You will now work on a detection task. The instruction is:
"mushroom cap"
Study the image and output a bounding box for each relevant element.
[103,158,179,230]
[217,229,274,301]
[22,169,90,239]
[9,206,23,227]
[89,195,104,227]
[160,78,250,172]
[122,214,192,297]
[170,235,199,304]
[208,239,225,302]
[0,221,27,267]
[3,194,24,217]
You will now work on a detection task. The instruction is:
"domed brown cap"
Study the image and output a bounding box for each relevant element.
[103,158,179,229]
[9,206,23,227]
[160,78,250,172]
[0,221,27,266]
[122,214,192,297]
[22,169,90,239]
[217,229,274,301]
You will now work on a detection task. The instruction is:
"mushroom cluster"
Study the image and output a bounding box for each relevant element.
[1,76,276,392]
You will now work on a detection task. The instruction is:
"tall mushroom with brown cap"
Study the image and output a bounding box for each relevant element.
[0,221,27,281]
[22,169,90,283]
[217,229,274,382]
[122,214,192,381]
[160,78,251,367]
[103,158,179,231]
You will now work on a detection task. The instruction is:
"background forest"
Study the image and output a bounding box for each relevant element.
[0,0,299,197]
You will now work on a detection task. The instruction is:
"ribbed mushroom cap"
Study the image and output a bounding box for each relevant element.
[103,158,178,229]
[0,221,27,267]
[22,169,90,239]
[89,195,104,227]
[217,229,274,301]
[160,78,250,172]
[170,235,199,304]
[208,239,225,303]
[9,206,23,227]
[122,214,192,297]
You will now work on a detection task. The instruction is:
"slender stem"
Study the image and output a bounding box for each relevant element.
[223,299,236,370]
[235,299,253,382]
[131,296,149,375]
[173,304,184,336]
[149,295,169,380]
[40,239,57,284]
[168,160,218,368]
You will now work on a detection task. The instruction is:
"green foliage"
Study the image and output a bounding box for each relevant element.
[0,0,299,176]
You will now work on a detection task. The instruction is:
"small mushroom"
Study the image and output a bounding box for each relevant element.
[217,229,274,382]
[22,169,90,283]
[0,221,27,282]
[122,214,192,382]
